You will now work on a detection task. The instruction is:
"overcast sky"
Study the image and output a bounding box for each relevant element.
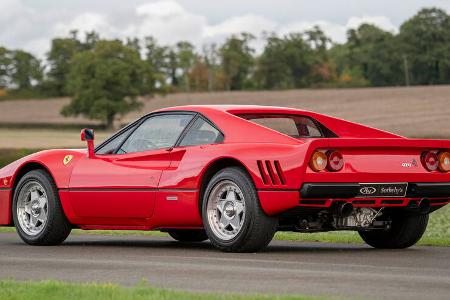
[2,0,449,58]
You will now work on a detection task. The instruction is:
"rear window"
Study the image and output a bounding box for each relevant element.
[237,114,327,138]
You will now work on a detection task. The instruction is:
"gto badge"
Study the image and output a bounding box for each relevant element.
[63,155,74,166]
[360,186,376,195]
[402,159,418,168]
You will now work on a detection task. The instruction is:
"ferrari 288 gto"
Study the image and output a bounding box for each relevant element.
[0,105,449,252]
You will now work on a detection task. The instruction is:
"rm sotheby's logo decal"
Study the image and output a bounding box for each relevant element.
[360,186,376,195]
[63,155,73,166]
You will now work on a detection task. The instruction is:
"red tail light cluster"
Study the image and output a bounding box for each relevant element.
[421,151,450,172]
[310,150,344,172]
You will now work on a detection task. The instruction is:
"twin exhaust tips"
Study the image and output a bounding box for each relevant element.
[331,198,430,217]
[332,202,354,217]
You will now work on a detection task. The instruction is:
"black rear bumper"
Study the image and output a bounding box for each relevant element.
[300,182,450,199]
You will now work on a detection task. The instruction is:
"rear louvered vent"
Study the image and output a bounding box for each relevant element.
[257,160,286,185]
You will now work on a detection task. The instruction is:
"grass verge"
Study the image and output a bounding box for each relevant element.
[1,205,449,246]
[0,280,323,300]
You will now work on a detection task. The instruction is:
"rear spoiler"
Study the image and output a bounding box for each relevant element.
[306,138,450,150]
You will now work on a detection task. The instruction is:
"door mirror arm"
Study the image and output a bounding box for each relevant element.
[81,128,95,158]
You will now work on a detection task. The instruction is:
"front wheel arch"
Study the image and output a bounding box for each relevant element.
[8,162,51,226]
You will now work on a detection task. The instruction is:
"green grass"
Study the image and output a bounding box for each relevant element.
[1,205,449,246]
[0,148,40,168]
[0,280,323,300]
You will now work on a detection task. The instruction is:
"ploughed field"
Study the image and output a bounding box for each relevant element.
[0,85,449,150]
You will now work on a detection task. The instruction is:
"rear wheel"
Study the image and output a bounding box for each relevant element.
[359,213,428,249]
[12,170,71,245]
[202,167,278,252]
[168,229,208,242]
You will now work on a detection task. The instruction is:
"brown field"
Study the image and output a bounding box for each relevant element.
[0,85,449,148]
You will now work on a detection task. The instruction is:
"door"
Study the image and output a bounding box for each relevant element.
[68,113,195,222]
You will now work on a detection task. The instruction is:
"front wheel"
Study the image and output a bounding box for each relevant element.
[202,167,278,252]
[359,213,428,249]
[12,170,72,245]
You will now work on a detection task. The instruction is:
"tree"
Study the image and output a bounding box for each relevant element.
[282,33,316,88]
[176,41,196,92]
[399,8,450,84]
[0,47,12,88]
[62,40,144,128]
[46,37,79,96]
[346,24,403,86]
[9,50,43,90]
[257,34,292,89]
[220,33,255,90]
[144,37,169,93]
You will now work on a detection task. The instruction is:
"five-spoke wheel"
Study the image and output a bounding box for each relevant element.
[202,167,278,252]
[16,181,49,236]
[13,170,71,245]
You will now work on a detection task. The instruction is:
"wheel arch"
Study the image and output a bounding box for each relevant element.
[198,157,255,216]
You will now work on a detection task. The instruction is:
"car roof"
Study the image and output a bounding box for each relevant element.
[156,105,307,115]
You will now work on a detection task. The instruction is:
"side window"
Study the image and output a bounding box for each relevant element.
[179,117,223,147]
[118,114,193,154]
[297,117,322,137]
[96,124,137,154]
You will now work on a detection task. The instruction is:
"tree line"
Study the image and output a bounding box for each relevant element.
[0,7,449,127]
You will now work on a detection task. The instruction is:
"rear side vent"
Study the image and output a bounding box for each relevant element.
[257,160,286,186]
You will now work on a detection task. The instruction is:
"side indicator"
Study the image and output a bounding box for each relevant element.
[166,196,178,201]
[63,155,74,166]
[3,178,8,186]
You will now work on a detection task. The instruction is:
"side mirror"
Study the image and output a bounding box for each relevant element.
[81,128,95,158]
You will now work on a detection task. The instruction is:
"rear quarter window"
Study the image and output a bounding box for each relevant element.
[237,114,335,138]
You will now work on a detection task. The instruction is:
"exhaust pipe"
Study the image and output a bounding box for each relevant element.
[332,202,354,217]
[418,198,430,214]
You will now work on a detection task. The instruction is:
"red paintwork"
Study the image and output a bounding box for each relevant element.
[0,105,449,229]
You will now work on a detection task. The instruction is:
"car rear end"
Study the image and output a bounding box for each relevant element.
[300,138,450,210]
[273,138,449,241]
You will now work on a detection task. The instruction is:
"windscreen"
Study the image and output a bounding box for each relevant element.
[237,114,325,138]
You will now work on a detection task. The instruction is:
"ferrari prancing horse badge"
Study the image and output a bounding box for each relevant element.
[63,155,73,166]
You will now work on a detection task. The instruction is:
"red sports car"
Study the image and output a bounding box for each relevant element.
[0,105,449,252]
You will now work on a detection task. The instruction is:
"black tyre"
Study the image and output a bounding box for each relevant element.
[359,213,429,249]
[202,167,278,252]
[12,169,72,245]
[168,229,208,242]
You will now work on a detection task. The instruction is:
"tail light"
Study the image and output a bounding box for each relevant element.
[310,151,327,172]
[421,151,439,171]
[327,151,344,172]
[310,150,344,172]
[438,151,450,172]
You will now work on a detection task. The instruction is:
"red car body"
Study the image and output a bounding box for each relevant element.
[1,105,449,231]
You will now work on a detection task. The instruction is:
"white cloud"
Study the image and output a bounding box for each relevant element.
[0,0,401,58]
[54,13,112,38]
[204,15,277,38]
[346,15,397,33]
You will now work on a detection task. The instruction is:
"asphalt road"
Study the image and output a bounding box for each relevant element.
[0,232,449,300]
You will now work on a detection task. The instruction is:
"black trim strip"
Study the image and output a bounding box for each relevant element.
[0,188,11,191]
[300,182,450,199]
[408,183,450,198]
[66,187,198,192]
[301,183,360,199]
[257,188,299,192]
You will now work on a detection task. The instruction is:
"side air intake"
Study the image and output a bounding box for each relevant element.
[257,160,286,186]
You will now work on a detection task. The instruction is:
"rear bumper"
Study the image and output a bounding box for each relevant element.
[300,182,450,199]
